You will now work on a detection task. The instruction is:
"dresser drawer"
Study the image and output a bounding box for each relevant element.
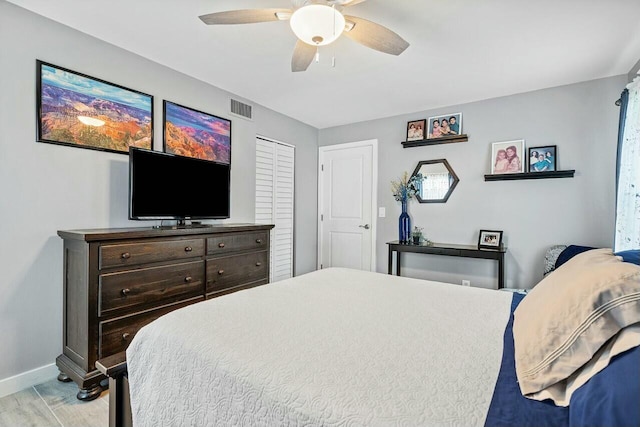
[206,251,268,293]
[98,260,205,316]
[207,231,268,255]
[99,238,205,269]
[206,279,268,299]
[98,297,203,358]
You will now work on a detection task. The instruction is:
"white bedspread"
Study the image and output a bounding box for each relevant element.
[127,268,513,426]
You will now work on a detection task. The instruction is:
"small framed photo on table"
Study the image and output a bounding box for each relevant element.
[406,119,426,141]
[478,230,503,249]
[528,145,556,172]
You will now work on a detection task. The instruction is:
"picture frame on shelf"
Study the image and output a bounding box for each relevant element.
[490,139,525,174]
[36,60,153,154]
[163,100,231,164]
[427,112,462,139]
[406,119,426,141]
[528,145,557,172]
[478,230,503,249]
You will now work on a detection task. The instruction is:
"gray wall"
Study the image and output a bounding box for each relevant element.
[319,76,626,290]
[0,1,317,382]
[629,58,640,82]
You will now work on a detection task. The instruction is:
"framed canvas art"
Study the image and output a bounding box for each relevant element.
[163,101,231,164]
[36,60,153,154]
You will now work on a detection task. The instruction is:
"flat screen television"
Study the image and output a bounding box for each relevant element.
[129,147,230,220]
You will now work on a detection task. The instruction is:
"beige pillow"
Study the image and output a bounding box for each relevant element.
[513,248,640,401]
[530,323,640,406]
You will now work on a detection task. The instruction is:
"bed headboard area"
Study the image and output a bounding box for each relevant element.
[544,245,640,277]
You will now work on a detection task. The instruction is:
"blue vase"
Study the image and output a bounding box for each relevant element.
[399,199,411,243]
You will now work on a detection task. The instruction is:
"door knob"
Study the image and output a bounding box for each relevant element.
[359,224,370,230]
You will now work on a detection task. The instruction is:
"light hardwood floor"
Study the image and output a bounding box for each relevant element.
[0,379,108,427]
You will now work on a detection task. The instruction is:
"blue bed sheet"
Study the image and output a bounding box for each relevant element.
[485,294,640,427]
[569,345,640,427]
[485,293,569,427]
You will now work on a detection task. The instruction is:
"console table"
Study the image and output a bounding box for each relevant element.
[387,241,507,289]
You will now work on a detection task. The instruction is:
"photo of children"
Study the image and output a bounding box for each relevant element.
[528,146,556,172]
[478,230,503,249]
[406,119,426,141]
[491,140,525,174]
[427,113,462,139]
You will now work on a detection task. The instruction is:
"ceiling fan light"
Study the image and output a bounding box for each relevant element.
[290,4,345,46]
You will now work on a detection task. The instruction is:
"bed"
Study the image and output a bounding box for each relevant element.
[101,247,640,427]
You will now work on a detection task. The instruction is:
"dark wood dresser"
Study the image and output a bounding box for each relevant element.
[56,224,274,400]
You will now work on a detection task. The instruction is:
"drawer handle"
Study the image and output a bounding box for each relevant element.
[121,288,131,296]
[218,243,225,248]
[185,246,193,252]
[256,239,262,244]
[121,252,131,260]
[256,262,262,267]
[122,333,131,341]
[218,270,225,275]
[184,276,193,283]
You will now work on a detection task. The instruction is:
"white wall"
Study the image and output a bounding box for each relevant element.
[0,1,317,384]
[319,76,626,290]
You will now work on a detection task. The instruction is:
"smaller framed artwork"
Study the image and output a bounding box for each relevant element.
[163,101,231,164]
[406,119,426,141]
[478,230,503,249]
[528,145,556,172]
[491,139,525,174]
[427,113,462,139]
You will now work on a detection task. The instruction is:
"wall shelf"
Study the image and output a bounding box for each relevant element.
[402,134,468,148]
[484,170,575,181]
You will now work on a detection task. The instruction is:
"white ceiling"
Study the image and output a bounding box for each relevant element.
[8,0,640,129]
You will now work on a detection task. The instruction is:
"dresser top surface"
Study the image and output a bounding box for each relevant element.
[59,223,274,242]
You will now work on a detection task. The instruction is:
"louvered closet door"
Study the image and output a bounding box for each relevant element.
[255,137,295,282]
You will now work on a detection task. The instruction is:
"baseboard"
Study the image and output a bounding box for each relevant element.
[0,363,59,398]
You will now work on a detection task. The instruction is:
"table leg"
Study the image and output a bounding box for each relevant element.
[498,254,505,289]
[396,252,401,276]
[388,248,393,274]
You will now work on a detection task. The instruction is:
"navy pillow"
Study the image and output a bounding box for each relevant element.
[615,249,640,265]
[569,346,640,427]
[555,245,596,270]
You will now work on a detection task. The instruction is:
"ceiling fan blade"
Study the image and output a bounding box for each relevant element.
[291,40,316,72]
[199,9,292,25]
[342,0,368,6]
[343,15,409,55]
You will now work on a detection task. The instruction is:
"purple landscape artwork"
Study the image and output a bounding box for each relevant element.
[163,101,231,164]
[37,61,153,154]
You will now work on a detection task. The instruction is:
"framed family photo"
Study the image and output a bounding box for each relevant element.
[406,119,426,141]
[528,145,556,172]
[490,139,525,174]
[163,101,231,164]
[478,230,503,249]
[427,113,462,139]
[36,60,153,154]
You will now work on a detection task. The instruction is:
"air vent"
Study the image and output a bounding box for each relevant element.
[230,99,253,120]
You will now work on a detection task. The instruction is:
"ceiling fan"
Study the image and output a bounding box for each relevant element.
[199,0,409,72]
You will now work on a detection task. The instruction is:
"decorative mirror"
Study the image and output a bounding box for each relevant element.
[411,159,459,203]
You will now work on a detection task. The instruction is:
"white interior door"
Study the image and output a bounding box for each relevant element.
[318,140,377,271]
